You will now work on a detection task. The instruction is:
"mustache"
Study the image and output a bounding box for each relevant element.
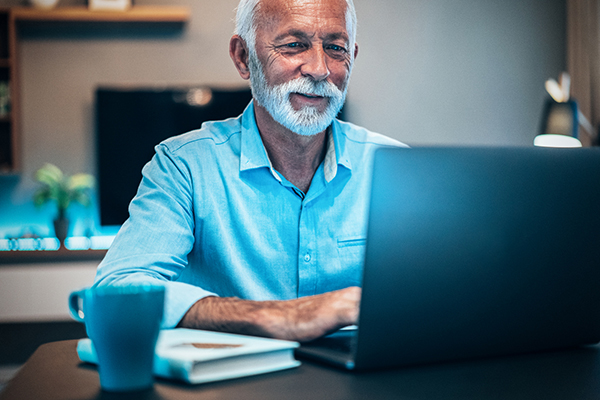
[277,77,343,99]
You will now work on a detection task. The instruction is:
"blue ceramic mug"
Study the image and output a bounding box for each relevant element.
[69,284,165,392]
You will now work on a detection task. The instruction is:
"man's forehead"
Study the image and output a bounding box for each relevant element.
[257,0,349,32]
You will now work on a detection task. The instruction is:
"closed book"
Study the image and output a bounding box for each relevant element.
[76,328,301,384]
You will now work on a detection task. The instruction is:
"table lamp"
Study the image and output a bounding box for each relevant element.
[534,73,583,148]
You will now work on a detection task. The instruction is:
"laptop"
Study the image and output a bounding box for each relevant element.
[296,147,600,370]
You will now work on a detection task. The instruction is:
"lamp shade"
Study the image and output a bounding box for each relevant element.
[534,98,582,148]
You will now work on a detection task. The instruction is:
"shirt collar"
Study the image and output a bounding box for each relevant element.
[329,118,352,179]
[239,100,352,183]
[240,100,272,172]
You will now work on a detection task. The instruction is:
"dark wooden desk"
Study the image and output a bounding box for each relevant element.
[2,340,600,400]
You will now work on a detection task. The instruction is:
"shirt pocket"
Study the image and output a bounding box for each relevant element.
[337,237,367,286]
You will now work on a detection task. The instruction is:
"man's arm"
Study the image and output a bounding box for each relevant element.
[94,143,210,328]
[178,286,361,342]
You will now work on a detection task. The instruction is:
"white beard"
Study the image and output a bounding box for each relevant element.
[248,49,348,137]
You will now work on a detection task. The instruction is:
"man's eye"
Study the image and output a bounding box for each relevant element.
[286,42,304,49]
[327,45,347,53]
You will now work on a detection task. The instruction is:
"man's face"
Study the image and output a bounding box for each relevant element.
[248,0,355,136]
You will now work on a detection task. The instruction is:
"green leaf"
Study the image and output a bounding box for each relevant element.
[68,174,95,191]
[35,163,64,187]
[33,188,51,207]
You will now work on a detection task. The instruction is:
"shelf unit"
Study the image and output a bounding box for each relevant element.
[0,5,191,173]
[0,8,15,172]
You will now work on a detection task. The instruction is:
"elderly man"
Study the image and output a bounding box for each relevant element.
[94,0,404,342]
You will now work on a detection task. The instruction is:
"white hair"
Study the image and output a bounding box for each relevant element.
[234,0,357,56]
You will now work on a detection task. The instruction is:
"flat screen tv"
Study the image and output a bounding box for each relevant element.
[95,86,253,226]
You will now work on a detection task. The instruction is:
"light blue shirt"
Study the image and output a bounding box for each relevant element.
[94,101,405,328]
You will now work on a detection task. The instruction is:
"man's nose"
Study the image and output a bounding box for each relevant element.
[300,46,330,82]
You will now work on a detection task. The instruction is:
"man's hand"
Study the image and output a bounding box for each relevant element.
[178,287,361,342]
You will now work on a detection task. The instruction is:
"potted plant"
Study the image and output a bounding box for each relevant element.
[33,163,95,246]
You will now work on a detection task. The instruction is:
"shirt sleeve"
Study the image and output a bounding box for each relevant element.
[93,143,216,328]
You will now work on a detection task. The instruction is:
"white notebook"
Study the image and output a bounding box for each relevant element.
[77,328,300,384]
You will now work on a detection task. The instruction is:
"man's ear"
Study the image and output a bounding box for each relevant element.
[353,43,359,61]
[230,35,251,80]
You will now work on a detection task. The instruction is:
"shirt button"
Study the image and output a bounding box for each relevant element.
[304,253,311,262]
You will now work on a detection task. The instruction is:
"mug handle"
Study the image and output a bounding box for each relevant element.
[68,288,87,323]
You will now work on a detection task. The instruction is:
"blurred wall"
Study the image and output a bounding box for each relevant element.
[350,0,565,146]
[0,0,566,237]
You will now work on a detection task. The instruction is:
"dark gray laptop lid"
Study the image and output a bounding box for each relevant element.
[352,147,600,370]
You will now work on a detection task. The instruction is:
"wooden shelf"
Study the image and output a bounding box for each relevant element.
[11,6,191,23]
[0,247,107,265]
